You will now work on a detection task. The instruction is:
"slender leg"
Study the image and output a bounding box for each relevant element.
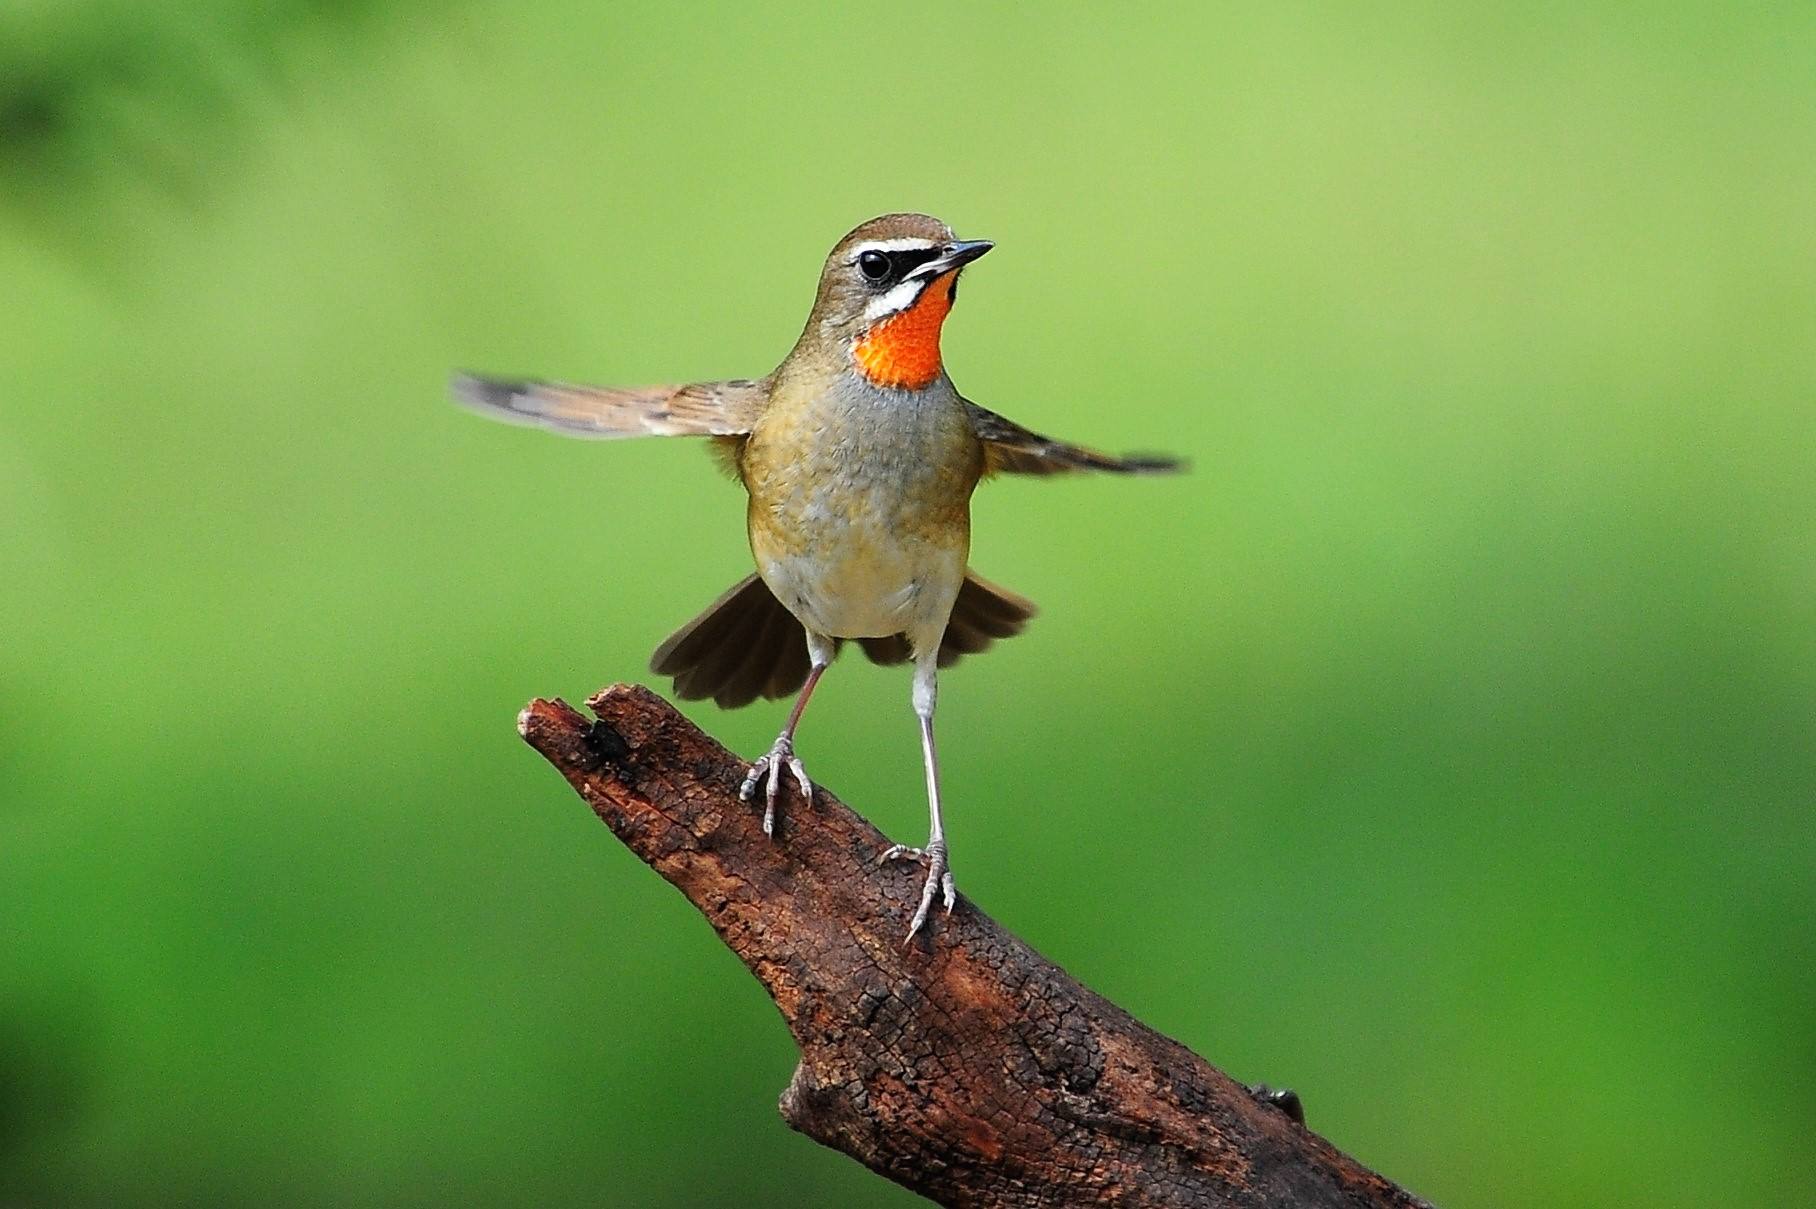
[741,632,833,836]
[882,653,958,941]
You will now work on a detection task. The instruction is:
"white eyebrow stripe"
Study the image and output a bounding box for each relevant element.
[849,237,940,256]
[862,277,929,322]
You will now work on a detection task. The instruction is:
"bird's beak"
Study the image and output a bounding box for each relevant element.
[908,239,994,279]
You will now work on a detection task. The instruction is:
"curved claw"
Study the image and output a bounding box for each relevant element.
[740,736,812,836]
[886,839,956,944]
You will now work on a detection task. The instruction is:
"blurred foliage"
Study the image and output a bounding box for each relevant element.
[2,2,1812,1206]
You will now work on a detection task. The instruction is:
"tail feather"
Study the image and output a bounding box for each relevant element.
[950,572,1038,633]
[670,595,764,700]
[650,575,763,673]
[857,634,912,666]
[937,614,992,667]
[652,575,808,709]
[940,572,1037,654]
[764,625,813,700]
[649,570,1039,708]
[719,599,793,709]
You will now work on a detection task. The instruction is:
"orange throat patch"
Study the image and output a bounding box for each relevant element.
[852,271,957,390]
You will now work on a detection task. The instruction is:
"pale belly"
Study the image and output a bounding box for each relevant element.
[744,422,980,646]
[752,493,968,641]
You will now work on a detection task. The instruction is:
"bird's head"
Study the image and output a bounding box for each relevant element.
[805,213,993,390]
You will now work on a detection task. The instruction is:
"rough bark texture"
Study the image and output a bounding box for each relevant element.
[519,685,1433,1209]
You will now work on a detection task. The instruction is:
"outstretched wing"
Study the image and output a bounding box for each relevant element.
[966,400,1184,477]
[451,373,767,439]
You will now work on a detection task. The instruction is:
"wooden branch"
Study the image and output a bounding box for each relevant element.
[519,685,1434,1209]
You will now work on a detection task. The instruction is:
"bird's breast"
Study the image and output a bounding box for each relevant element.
[740,378,981,639]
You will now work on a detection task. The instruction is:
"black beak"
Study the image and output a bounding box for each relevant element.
[909,239,994,279]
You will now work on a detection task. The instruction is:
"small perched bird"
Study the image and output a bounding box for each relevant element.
[455,213,1179,940]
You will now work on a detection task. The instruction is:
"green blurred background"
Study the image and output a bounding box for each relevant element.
[3,2,1812,1205]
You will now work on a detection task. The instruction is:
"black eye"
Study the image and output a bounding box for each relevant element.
[858,251,890,283]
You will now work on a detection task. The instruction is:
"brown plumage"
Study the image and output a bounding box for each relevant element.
[455,212,1179,940]
[450,375,768,438]
[967,402,1184,477]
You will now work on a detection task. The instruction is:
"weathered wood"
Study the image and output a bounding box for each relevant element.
[519,685,1433,1208]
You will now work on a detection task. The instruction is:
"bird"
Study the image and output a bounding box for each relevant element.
[453,213,1180,941]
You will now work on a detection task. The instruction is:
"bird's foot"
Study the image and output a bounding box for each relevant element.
[880,838,957,943]
[739,734,811,836]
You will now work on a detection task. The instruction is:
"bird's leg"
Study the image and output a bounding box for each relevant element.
[741,633,833,836]
[882,655,957,941]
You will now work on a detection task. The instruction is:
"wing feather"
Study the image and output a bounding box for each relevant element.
[965,400,1183,477]
[451,373,766,439]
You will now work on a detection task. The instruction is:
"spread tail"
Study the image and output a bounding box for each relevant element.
[852,571,1038,668]
[649,575,813,709]
[651,571,1038,708]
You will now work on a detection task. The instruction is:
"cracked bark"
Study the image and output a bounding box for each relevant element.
[519,684,1433,1209]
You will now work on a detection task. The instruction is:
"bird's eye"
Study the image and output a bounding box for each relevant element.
[857,251,891,283]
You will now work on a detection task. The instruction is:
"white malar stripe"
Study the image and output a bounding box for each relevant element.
[862,277,929,322]
[848,237,940,256]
